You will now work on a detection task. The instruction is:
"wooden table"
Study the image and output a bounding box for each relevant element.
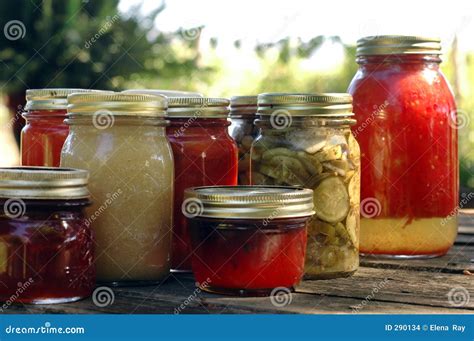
[4,212,474,314]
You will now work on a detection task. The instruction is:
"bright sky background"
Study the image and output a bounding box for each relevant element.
[119,0,474,51]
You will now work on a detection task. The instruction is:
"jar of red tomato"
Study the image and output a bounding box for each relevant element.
[0,167,94,304]
[166,97,238,272]
[183,186,314,296]
[21,89,100,167]
[348,36,458,257]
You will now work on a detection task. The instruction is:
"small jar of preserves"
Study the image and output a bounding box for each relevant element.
[250,93,360,279]
[184,186,314,296]
[229,96,259,185]
[61,92,174,285]
[166,97,238,272]
[348,36,458,257]
[21,89,100,167]
[0,167,94,304]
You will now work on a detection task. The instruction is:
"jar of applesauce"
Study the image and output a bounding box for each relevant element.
[229,96,259,185]
[250,93,360,279]
[61,92,174,285]
[348,36,458,257]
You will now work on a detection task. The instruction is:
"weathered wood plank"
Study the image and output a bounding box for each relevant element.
[298,267,474,310]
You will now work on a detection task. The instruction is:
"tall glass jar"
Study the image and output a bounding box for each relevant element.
[21,89,101,167]
[229,96,259,185]
[0,167,94,304]
[61,92,174,285]
[250,93,360,279]
[348,36,458,257]
[166,97,238,272]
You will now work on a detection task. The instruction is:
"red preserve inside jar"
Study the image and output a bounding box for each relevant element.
[348,36,458,257]
[21,89,101,167]
[184,186,314,296]
[166,98,238,272]
[0,167,95,305]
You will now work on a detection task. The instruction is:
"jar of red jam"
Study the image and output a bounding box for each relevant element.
[0,167,94,304]
[184,186,314,296]
[229,96,259,185]
[21,89,100,167]
[348,36,458,257]
[166,97,238,272]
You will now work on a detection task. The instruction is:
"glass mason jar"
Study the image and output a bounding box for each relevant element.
[61,92,174,285]
[184,186,314,296]
[0,167,94,304]
[229,96,259,185]
[166,97,238,272]
[250,93,361,279]
[21,89,101,167]
[348,36,458,257]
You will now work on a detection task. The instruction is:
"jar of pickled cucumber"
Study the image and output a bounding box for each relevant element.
[229,96,258,185]
[250,93,360,279]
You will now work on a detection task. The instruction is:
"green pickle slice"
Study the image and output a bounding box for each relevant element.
[312,176,350,223]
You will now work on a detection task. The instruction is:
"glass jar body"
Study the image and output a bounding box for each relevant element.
[250,119,360,278]
[167,118,238,271]
[0,200,94,304]
[21,110,69,167]
[228,117,259,185]
[187,216,309,296]
[61,117,174,284]
[348,55,458,257]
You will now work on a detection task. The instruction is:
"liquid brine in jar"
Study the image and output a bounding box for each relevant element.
[250,93,360,279]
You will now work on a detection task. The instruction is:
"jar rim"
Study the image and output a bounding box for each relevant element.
[356,35,442,56]
[0,167,89,200]
[25,89,108,111]
[184,185,315,220]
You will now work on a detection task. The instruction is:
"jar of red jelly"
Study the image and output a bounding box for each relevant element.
[184,186,314,296]
[21,89,100,167]
[0,167,94,304]
[229,96,259,185]
[166,97,238,272]
[348,36,458,257]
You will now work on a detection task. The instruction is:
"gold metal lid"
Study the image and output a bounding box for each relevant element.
[122,89,203,98]
[0,167,89,200]
[356,35,442,56]
[67,92,168,117]
[257,93,354,117]
[167,97,230,118]
[183,186,314,220]
[25,88,106,111]
[230,96,257,117]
